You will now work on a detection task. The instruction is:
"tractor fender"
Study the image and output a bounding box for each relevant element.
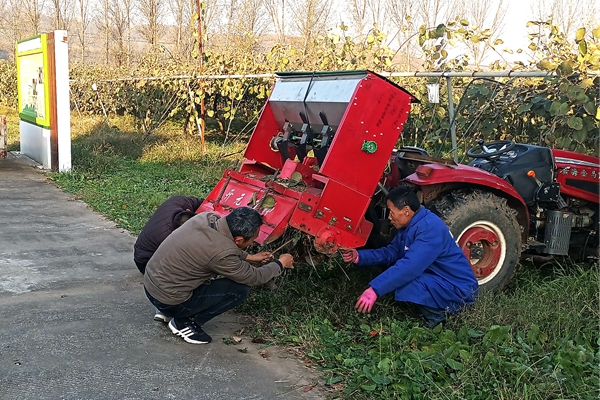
[405,163,530,241]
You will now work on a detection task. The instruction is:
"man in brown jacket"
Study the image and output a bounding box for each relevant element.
[144,207,294,344]
[134,195,202,323]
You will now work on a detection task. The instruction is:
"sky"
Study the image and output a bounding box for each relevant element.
[499,0,539,60]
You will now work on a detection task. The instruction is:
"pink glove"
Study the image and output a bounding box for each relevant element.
[355,287,378,313]
[340,248,359,263]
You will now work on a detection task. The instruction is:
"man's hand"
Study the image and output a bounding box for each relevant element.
[246,252,274,264]
[339,248,359,263]
[278,253,294,269]
[355,287,377,313]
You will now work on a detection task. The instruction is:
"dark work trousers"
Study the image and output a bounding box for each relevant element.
[134,260,146,274]
[145,278,251,326]
[418,305,447,327]
[396,302,448,328]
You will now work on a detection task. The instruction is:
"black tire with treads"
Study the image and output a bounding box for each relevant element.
[428,189,522,292]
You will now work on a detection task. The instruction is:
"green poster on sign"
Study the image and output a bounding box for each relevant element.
[16,34,50,129]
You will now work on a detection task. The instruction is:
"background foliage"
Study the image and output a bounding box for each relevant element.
[0,60,17,108]
[1,20,599,156]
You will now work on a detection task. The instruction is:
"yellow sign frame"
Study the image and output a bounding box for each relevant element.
[16,34,51,129]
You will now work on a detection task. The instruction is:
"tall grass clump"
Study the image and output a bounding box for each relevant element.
[49,115,239,233]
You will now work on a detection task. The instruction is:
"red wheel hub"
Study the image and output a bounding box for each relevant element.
[458,226,502,279]
[314,226,340,254]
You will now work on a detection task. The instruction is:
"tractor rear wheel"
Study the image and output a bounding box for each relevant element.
[428,189,522,292]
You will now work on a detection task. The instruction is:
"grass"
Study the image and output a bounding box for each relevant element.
[4,109,598,399]
[242,260,599,399]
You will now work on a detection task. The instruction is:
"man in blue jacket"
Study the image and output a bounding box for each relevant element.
[340,186,478,327]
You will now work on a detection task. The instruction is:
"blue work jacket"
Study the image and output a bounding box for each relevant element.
[357,207,478,313]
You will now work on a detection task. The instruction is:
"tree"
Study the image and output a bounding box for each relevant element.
[194,0,219,42]
[137,0,166,49]
[74,0,91,62]
[385,0,459,69]
[218,0,269,51]
[527,1,599,64]
[456,0,508,68]
[96,0,134,65]
[0,0,7,29]
[49,0,74,31]
[264,0,287,44]
[366,0,389,35]
[413,0,458,29]
[168,0,193,59]
[530,0,599,38]
[109,0,128,65]
[222,0,238,49]
[241,0,270,37]
[349,0,369,37]
[95,0,111,64]
[289,0,333,56]
[386,0,418,69]
[346,0,392,62]
[0,0,26,59]
[23,0,46,37]
[121,0,134,64]
[230,0,269,50]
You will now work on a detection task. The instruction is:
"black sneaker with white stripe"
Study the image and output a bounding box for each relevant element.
[168,319,212,344]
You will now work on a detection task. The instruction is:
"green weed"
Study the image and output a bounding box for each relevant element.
[240,259,599,399]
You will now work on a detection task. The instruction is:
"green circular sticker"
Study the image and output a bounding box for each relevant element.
[361,140,378,154]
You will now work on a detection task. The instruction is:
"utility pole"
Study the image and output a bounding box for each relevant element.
[195,0,206,153]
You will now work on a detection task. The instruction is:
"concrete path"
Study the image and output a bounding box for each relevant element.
[0,153,325,400]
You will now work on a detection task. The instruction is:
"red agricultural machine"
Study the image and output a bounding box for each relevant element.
[197,70,599,291]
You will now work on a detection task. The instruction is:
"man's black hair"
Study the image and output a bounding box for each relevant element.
[172,211,196,229]
[385,186,421,212]
[225,207,263,240]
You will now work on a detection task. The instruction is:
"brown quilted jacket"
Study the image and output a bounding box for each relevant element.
[144,212,281,305]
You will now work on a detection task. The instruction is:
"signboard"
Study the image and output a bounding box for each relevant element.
[16,31,71,172]
[16,35,51,129]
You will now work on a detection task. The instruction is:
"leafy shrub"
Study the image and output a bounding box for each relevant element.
[0,21,597,155]
[0,61,17,107]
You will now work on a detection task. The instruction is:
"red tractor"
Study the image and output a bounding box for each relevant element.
[197,70,599,291]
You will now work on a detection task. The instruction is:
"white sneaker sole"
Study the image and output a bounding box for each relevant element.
[168,320,210,344]
[153,313,170,323]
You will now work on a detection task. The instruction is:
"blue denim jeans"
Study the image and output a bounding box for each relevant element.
[145,278,251,326]
[418,305,447,328]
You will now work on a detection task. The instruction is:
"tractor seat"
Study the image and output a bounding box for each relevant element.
[470,144,555,205]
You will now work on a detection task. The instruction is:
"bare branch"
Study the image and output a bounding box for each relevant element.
[456,0,508,68]
[289,0,333,55]
[529,0,599,36]
[264,0,287,44]
[73,0,91,62]
[137,0,166,48]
